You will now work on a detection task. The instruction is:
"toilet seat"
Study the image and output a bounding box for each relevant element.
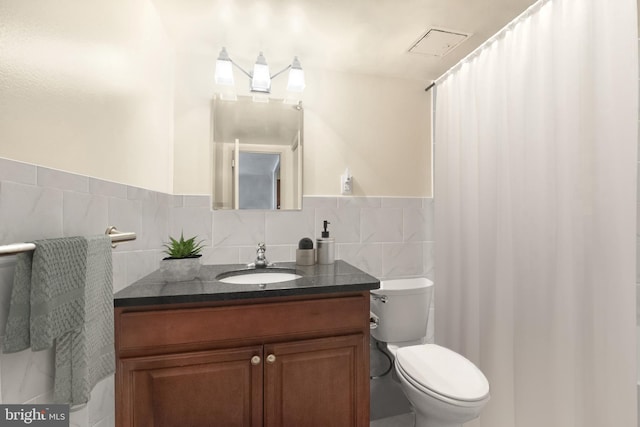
[395,344,490,405]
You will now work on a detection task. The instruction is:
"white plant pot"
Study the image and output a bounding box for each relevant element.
[160,256,202,282]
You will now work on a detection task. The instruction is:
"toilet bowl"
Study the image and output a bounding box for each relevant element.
[370,278,490,427]
[395,344,489,427]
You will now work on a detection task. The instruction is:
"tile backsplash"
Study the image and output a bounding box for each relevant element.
[0,156,434,426]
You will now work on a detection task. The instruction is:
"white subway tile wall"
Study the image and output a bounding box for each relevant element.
[0,157,434,426]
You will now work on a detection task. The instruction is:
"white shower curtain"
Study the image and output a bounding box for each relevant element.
[433,1,638,426]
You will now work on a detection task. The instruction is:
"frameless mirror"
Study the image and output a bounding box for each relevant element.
[212,96,303,210]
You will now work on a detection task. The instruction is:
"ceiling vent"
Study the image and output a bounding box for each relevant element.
[408,28,471,57]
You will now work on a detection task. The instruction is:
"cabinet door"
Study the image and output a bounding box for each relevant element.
[117,346,263,427]
[263,334,368,427]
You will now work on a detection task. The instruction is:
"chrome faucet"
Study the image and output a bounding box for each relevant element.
[247,242,273,268]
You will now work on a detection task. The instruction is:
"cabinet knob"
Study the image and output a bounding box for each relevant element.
[266,354,276,364]
[251,355,261,365]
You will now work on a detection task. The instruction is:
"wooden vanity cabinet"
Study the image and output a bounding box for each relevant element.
[118,345,263,426]
[115,292,370,427]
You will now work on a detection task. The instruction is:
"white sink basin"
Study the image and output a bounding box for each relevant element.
[217,271,302,285]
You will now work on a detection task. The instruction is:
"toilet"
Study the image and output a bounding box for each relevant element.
[370,278,490,427]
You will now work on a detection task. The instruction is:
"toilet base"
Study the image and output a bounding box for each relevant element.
[413,410,463,427]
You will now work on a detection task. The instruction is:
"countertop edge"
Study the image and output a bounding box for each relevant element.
[113,260,381,308]
[114,282,379,308]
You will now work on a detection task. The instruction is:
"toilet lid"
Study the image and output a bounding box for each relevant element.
[396,344,490,402]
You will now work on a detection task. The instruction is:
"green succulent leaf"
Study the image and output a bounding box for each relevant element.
[163,232,205,258]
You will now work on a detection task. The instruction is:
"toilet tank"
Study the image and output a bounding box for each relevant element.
[370,278,433,343]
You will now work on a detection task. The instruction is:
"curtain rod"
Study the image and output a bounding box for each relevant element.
[424,82,436,92]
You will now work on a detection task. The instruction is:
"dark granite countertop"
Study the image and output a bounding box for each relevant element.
[114,260,380,307]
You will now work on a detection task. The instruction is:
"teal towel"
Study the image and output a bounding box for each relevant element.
[3,235,114,405]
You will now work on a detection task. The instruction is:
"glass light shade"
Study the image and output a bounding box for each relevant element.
[215,59,234,86]
[287,68,305,92]
[251,63,271,92]
[251,52,271,92]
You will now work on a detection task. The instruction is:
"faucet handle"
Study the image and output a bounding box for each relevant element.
[251,242,272,268]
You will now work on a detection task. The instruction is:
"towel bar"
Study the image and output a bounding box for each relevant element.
[0,227,136,256]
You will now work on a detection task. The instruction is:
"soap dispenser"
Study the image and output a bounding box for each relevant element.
[317,220,335,265]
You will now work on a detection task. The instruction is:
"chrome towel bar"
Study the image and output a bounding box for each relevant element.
[0,226,136,256]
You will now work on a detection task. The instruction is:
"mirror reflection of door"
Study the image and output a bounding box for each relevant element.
[212,96,303,210]
[237,152,281,209]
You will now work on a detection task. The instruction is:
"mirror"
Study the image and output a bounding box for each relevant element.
[212,96,303,210]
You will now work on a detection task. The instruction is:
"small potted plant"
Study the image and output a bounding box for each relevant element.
[160,232,205,282]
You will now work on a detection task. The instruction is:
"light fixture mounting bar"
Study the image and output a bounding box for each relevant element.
[228,59,253,79]
[230,61,292,80]
[269,64,293,80]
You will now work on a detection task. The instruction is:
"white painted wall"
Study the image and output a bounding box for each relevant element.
[0,0,175,194]
[172,53,433,197]
[302,68,431,197]
[0,1,431,198]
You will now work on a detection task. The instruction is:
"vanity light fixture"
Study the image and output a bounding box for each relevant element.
[214,47,305,94]
[286,56,305,92]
